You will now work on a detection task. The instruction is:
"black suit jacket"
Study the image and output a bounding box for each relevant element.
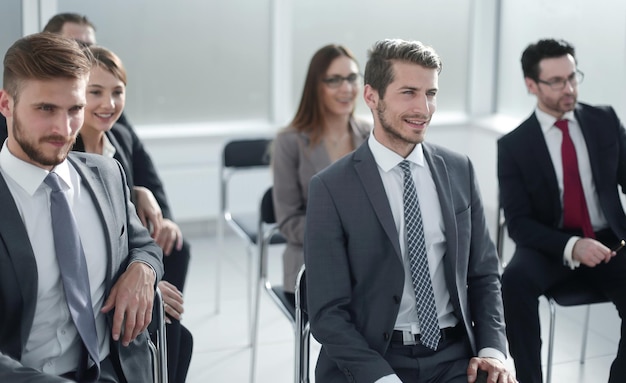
[0,152,163,382]
[305,141,506,382]
[498,102,626,259]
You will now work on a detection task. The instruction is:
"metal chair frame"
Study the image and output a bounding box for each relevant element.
[250,187,309,383]
[496,208,608,383]
[216,138,274,328]
[149,287,168,383]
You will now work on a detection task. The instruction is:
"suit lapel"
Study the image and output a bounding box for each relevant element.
[0,172,39,347]
[67,155,116,286]
[523,115,562,217]
[422,145,458,280]
[353,144,402,258]
[575,105,601,184]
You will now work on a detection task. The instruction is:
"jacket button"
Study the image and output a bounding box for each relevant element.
[384,332,390,340]
[393,295,401,304]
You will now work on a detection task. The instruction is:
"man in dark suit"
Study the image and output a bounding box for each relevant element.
[0,12,191,285]
[0,33,163,382]
[498,38,626,383]
[304,39,515,383]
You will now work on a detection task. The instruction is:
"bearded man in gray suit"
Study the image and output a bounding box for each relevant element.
[304,39,516,383]
[0,33,162,382]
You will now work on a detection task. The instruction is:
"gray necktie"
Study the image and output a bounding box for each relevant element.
[399,160,441,350]
[45,172,100,381]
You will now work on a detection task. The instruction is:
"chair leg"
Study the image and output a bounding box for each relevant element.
[580,305,591,363]
[249,253,263,383]
[546,298,557,383]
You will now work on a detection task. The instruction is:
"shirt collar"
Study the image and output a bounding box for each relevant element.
[535,107,576,135]
[367,128,425,172]
[0,140,73,195]
[102,133,117,158]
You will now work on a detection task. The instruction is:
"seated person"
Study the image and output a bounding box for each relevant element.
[272,44,371,301]
[0,12,193,294]
[0,32,163,383]
[72,45,193,383]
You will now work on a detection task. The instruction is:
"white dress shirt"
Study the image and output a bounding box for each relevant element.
[535,107,607,268]
[0,142,110,375]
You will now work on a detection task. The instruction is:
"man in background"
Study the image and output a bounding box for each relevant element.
[0,32,163,383]
[498,38,626,383]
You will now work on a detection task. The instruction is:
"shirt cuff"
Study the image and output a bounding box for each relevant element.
[563,236,581,270]
[375,374,403,383]
[478,347,506,364]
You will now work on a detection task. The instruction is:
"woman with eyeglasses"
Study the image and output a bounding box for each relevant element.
[272,44,372,303]
[72,45,193,383]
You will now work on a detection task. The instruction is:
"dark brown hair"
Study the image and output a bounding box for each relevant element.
[290,44,357,145]
[364,39,442,99]
[3,32,94,103]
[89,46,127,85]
[43,13,96,34]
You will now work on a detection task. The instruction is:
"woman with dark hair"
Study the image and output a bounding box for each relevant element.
[73,45,193,383]
[272,44,372,301]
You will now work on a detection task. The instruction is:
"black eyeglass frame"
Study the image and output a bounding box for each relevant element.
[535,70,584,91]
[321,73,361,88]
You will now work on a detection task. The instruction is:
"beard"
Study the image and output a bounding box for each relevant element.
[12,111,76,167]
[376,99,429,145]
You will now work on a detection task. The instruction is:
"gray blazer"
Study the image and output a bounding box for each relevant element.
[304,141,506,382]
[272,117,371,292]
[0,152,163,383]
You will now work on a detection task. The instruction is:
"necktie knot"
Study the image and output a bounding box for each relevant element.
[44,172,63,192]
[399,160,412,177]
[555,119,569,133]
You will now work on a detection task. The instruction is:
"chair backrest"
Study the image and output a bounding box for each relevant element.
[296,266,307,316]
[260,187,277,225]
[222,138,272,169]
[220,138,273,216]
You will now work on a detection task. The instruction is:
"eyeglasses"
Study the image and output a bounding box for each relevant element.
[536,70,584,91]
[321,73,360,88]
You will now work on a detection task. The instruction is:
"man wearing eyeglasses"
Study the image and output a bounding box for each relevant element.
[498,38,626,383]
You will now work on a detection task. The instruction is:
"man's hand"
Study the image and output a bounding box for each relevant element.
[154,218,183,256]
[134,186,163,239]
[467,357,517,383]
[101,262,156,347]
[159,280,184,323]
[573,238,615,267]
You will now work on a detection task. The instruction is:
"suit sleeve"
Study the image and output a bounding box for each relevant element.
[305,174,395,382]
[465,160,507,355]
[272,132,305,246]
[497,136,571,258]
[115,160,164,281]
[122,121,174,221]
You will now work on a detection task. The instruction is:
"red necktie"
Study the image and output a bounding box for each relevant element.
[554,119,595,238]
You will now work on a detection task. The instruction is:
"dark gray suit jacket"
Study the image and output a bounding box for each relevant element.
[0,152,163,382]
[304,141,506,382]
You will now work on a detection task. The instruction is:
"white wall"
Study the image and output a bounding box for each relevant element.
[10,0,626,231]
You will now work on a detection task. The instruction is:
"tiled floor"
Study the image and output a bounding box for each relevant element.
[180,229,620,383]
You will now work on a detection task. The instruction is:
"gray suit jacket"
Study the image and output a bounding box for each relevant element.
[304,141,506,382]
[272,117,371,292]
[0,152,163,382]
